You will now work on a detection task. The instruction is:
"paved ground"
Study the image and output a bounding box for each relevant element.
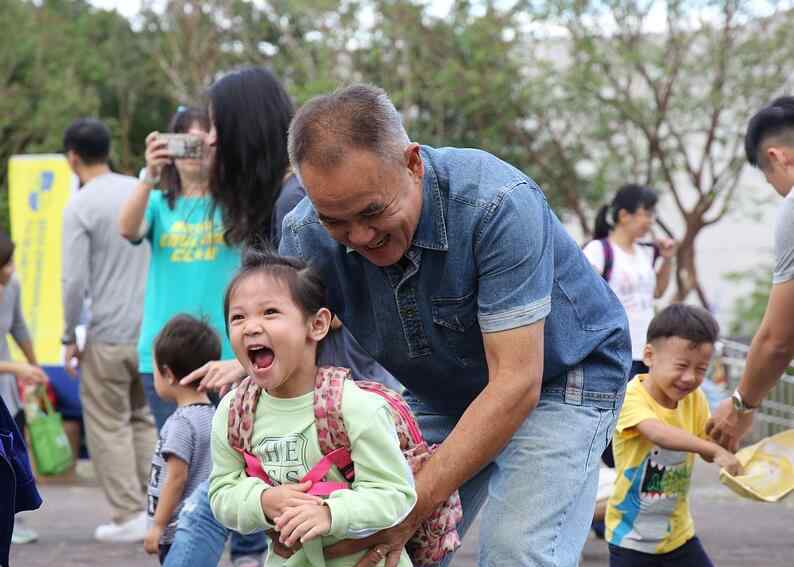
[9,461,793,566]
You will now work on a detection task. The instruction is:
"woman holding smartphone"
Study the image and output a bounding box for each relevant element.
[119,107,240,430]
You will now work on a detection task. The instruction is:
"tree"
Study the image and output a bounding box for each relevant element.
[534,0,794,305]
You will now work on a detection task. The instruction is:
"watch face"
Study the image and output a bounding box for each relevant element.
[732,396,742,411]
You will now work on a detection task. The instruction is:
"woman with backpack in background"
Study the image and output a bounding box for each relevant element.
[583,184,677,378]
[583,184,677,538]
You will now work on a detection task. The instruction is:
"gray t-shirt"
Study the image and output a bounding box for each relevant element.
[61,172,150,344]
[147,403,214,544]
[0,277,32,416]
[773,191,794,285]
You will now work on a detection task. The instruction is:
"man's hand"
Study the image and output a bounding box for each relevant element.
[260,481,323,522]
[180,359,246,395]
[713,446,743,476]
[143,524,163,555]
[275,503,331,547]
[706,398,754,452]
[15,363,48,386]
[324,499,426,567]
[267,529,298,559]
[63,343,81,378]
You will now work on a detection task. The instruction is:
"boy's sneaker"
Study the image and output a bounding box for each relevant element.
[232,556,263,567]
[94,511,147,542]
[11,524,38,544]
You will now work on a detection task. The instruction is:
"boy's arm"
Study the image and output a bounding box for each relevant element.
[635,418,741,474]
[152,455,189,528]
[321,403,417,541]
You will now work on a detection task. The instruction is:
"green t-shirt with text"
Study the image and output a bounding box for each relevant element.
[137,191,239,373]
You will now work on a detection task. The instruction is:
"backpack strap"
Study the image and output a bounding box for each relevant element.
[599,238,614,282]
[227,377,262,452]
[639,241,661,266]
[313,366,355,481]
[227,377,278,486]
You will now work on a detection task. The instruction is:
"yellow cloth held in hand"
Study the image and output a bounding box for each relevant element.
[720,429,794,502]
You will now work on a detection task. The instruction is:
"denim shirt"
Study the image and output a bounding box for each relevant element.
[281,146,630,416]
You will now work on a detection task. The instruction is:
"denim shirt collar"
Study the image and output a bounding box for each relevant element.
[410,148,448,251]
[345,147,448,255]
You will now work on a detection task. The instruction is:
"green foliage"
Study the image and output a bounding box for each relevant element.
[0,0,785,292]
[725,265,773,337]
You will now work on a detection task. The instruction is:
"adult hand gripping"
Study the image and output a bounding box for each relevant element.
[323,498,427,567]
[179,359,246,396]
[706,398,754,453]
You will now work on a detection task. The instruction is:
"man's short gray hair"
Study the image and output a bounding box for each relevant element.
[287,84,411,173]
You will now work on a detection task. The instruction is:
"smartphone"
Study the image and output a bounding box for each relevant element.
[159,133,203,160]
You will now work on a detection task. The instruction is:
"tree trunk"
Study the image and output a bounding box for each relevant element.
[673,219,709,308]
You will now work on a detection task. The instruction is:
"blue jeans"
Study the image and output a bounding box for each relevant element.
[408,391,617,567]
[164,480,267,566]
[141,372,178,432]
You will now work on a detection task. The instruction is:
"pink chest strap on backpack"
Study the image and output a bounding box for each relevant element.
[227,366,463,566]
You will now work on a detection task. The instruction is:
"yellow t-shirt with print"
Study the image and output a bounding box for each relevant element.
[605,374,710,554]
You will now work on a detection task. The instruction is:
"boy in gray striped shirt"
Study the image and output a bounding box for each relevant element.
[144,315,220,563]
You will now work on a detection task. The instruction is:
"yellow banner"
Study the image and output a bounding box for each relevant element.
[8,155,75,366]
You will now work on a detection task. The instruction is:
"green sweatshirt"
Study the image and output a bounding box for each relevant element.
[209,379,417,567]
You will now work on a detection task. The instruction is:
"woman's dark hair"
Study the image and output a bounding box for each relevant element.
[593,183,659,239]
[745,96,794,169]
[647,304,720,346]
[0,230,15,267]
[208,68,294,247]
[154,314,221,383]
[223,247,327,335]
[159,106,210,209]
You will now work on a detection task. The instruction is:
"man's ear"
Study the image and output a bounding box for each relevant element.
[308,308,332,342]
[765,146,794,170]
[403,143,424,180]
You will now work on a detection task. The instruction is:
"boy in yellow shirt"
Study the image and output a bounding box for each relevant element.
[606,304,741,566]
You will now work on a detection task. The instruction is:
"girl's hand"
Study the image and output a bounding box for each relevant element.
[143,524,163,555]
[16,363,48,386]
[714,447,743,476]
[275,502,331,547]
[144,131,171,181]
[260,481,323,521]
[656,237,677,259]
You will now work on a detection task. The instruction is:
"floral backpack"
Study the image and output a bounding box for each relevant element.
[227,366,463,565]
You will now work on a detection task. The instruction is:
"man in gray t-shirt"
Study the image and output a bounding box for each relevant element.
[62,118,156,542]
[708,96,794,451]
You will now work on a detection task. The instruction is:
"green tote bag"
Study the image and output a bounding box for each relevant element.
[25,386,73,476]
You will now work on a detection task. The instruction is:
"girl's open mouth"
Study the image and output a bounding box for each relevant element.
[247,345,275,371]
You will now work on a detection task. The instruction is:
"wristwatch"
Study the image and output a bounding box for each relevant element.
[731,390,757,414]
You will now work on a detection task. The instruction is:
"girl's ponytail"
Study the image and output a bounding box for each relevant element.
[593,204,612,240]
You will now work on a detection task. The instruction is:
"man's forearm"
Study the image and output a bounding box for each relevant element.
[739,328,794,407]
[60,281,85,343]
[415,375,540,513]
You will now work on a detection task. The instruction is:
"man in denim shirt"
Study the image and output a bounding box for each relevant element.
[281,85,631,567]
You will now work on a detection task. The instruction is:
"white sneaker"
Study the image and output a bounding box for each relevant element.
[94,511,147,542]
[11,524,38,544]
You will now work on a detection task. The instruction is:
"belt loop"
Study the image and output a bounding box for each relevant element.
[564,366,584,406]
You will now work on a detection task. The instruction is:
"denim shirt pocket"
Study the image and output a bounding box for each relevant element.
[432,291,482,367]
